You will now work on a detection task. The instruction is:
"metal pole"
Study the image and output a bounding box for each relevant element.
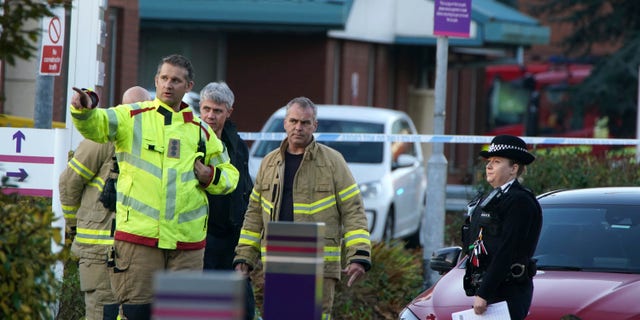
[34,27,54,129]
[34,76,54,129]
[422,36,448,289]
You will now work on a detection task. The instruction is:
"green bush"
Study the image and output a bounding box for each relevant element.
[525,147,640,192]
[469,147,640,195]
[55,257,83,320]
[0,192,65,320]
[333,241,423,319]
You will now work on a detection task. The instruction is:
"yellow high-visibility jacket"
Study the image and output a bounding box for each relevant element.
[234,138,371,279]
[71,99,239,250]
[58,139,115,259]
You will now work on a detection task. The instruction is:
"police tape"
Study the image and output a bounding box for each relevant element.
[239,132,640,146]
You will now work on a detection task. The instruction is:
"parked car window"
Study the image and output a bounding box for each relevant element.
[253,118,384,164]
[391,120,416,163]
[534,204,640,272]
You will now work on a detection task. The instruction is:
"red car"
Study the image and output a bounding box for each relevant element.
[400,187,640,320]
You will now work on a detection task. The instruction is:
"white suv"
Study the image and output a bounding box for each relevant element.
[248,105,427,244]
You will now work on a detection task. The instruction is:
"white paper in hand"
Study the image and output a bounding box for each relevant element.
[451,301,511,320]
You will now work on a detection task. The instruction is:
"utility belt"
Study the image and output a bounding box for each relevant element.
[464,258,537,296]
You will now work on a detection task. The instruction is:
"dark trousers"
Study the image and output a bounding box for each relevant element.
[489,280,533,320]
[204,232,256,320]
[204,231,238,270]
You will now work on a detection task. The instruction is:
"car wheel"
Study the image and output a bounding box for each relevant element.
[382,209,394,244]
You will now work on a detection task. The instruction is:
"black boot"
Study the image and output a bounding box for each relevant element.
[121,303,151,320]
[102,303,119,320]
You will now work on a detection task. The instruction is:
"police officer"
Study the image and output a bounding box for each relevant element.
[462,135,542,319]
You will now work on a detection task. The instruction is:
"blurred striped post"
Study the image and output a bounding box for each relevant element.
[152,271,245,320]
[264,222,325,320]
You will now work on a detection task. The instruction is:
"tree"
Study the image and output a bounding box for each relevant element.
[0,0,71,65]
[525,0,640,138]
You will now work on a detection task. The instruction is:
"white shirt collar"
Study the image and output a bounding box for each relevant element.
[501,179,515,193]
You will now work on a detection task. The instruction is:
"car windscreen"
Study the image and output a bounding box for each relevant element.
[534,204,640,273]
[253,118,385,164]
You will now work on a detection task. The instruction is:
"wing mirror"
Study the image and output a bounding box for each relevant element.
[429,246,463,275]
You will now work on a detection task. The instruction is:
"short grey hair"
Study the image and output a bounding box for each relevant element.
[199,82,235,110]
[285,96,317,120]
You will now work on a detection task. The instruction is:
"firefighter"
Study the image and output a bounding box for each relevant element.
[69,54,239,320]
[233,97,371,320]
[462,135,542,320]
[59,86,151,320]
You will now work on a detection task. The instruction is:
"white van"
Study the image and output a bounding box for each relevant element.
[248,105,427,244]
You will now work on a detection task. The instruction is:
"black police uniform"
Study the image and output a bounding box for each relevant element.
[463,179,542,320]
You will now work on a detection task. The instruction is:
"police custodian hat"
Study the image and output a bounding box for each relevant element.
[479,135,535,165]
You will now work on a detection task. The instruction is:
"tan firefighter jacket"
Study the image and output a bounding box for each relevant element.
[234,138,372,279]
[59,139,115,259]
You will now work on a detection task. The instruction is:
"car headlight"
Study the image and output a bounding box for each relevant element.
[359,181,382,199]
[398,308,420,320]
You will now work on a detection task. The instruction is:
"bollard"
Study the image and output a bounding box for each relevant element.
[263,221,325,320]
[152,270,245,320]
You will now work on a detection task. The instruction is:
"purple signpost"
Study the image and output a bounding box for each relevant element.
[263,221,325,320]
[433,0,472,38]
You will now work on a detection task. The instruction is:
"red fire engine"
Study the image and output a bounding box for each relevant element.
[484,62,605,139]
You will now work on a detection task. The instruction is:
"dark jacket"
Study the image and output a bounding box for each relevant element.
[207,121,253,236]
[465,180,543,299]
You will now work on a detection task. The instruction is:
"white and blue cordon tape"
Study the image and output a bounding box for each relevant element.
[239,132,640,146]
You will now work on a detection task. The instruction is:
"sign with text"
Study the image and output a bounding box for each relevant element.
[434,0,471,38]
[39,6,65,75]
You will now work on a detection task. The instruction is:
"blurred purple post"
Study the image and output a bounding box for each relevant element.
[263,222,325,320]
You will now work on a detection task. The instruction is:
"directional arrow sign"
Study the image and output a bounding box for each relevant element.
[1,128,59,197]
[6,168,28,182]
[13,130,25,153]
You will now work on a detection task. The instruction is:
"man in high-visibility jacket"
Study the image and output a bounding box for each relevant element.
[69,54,239,320]
[233,96,372,320]
[59,86,151,320]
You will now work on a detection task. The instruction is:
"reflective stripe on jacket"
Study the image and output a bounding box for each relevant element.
[58,139,115,257]
[70,99,239,250]
[234,138,371,279]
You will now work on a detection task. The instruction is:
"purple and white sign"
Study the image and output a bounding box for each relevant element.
[433,0,471,38]
[0,128,58,197]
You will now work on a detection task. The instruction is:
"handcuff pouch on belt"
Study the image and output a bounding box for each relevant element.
[505,258,537,284]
